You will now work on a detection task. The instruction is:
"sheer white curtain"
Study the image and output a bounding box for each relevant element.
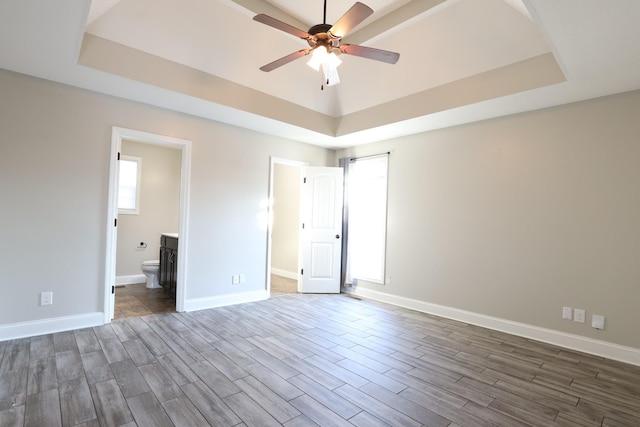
[342,154,389,285]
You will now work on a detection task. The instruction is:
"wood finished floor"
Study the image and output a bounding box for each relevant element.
[1,293,639,426]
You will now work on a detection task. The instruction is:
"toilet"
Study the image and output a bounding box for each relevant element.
[141,260,161,289]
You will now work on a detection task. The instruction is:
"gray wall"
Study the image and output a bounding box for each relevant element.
[116,140,181,277]
[2,65,640,354]
[0,69,333,325]
[337,90,640,350]
[271,163,301,275]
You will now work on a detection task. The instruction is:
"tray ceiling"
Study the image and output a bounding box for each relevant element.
[2,1,640,148]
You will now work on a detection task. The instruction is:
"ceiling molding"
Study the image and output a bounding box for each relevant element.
[337,52,565,136]
[79,33,338,136]
[80,31,563,140]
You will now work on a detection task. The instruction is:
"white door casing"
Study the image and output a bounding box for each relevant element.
[105,127,191,322]
[299,167,344,293]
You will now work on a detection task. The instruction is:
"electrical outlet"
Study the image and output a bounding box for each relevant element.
[385,275,392,285]
[592,314,605,330]
[232,275,239,284]
[562,306,572,320]
[239,274,245,284]
[574,308,586,323]
[40,292,53,306]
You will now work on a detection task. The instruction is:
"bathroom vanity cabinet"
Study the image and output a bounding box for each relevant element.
[159,234,178,297]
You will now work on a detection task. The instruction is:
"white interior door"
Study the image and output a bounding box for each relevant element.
[299,166,344,293]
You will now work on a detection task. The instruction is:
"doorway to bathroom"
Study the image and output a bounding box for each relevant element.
[104,127,191,322]
[115,140,180,318]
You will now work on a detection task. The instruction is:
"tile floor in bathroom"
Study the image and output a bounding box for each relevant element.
[114,283,176,319]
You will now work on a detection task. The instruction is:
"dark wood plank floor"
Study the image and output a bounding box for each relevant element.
[1,293,639,426]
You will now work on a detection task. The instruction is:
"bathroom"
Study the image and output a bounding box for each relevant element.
[115,139,181,318]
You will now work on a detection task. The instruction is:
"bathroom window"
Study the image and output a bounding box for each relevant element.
[118,155,141,215]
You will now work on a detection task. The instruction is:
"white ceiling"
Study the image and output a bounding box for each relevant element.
[1,0,640,149]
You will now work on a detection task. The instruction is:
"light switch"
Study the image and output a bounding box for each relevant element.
[574,309,586,323]
[592,314,605,330]
[562,307,572,320]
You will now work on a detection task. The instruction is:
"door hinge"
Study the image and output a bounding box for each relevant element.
[300,268,304,275]
[302,223,305,229]
[111,286,115,294]
[303,177,306,184]
[114,218,117,227]
[117,152,120,161]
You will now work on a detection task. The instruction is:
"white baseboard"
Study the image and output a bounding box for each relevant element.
[184,290,268,312]
[270,268,298,280]
[346,287,640,367]
[0,312,104,341]
[116,274,146,285]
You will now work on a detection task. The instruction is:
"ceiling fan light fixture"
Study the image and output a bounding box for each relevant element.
[326,51,342,69]
[307,46,330,71]
[307,46,342,86]
[322,61,341,86]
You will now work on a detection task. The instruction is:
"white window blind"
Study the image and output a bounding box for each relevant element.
[118,156,141,214]
[345,155,389,284]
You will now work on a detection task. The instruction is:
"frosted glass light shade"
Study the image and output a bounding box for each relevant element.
[307,47,342,86]
[307,46,328,71]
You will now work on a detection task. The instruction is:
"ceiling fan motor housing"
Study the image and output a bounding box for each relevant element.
[307,23,340,49]
[308,23,332,35]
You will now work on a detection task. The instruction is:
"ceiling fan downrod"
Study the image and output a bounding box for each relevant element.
[323,0,327,25]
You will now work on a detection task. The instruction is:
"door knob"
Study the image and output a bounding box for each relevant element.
[335,234,340,239]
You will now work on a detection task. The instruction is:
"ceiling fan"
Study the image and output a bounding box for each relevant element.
[253,1,400,87]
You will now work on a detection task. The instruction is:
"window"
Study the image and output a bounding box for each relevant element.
[345,155,389,284]
[118,155,141,214]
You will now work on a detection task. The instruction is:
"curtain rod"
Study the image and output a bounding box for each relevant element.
[348,151,390,162]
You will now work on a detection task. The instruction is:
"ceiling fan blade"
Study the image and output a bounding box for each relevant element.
[253,14,310,39]
[329,2,373,39]
[259,49,310,72]
[339,44,399,64]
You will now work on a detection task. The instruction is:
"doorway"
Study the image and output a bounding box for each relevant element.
[104,127,192,322]
[114,140,181,318]
[267,159,345,296]
[267,158,305,296]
